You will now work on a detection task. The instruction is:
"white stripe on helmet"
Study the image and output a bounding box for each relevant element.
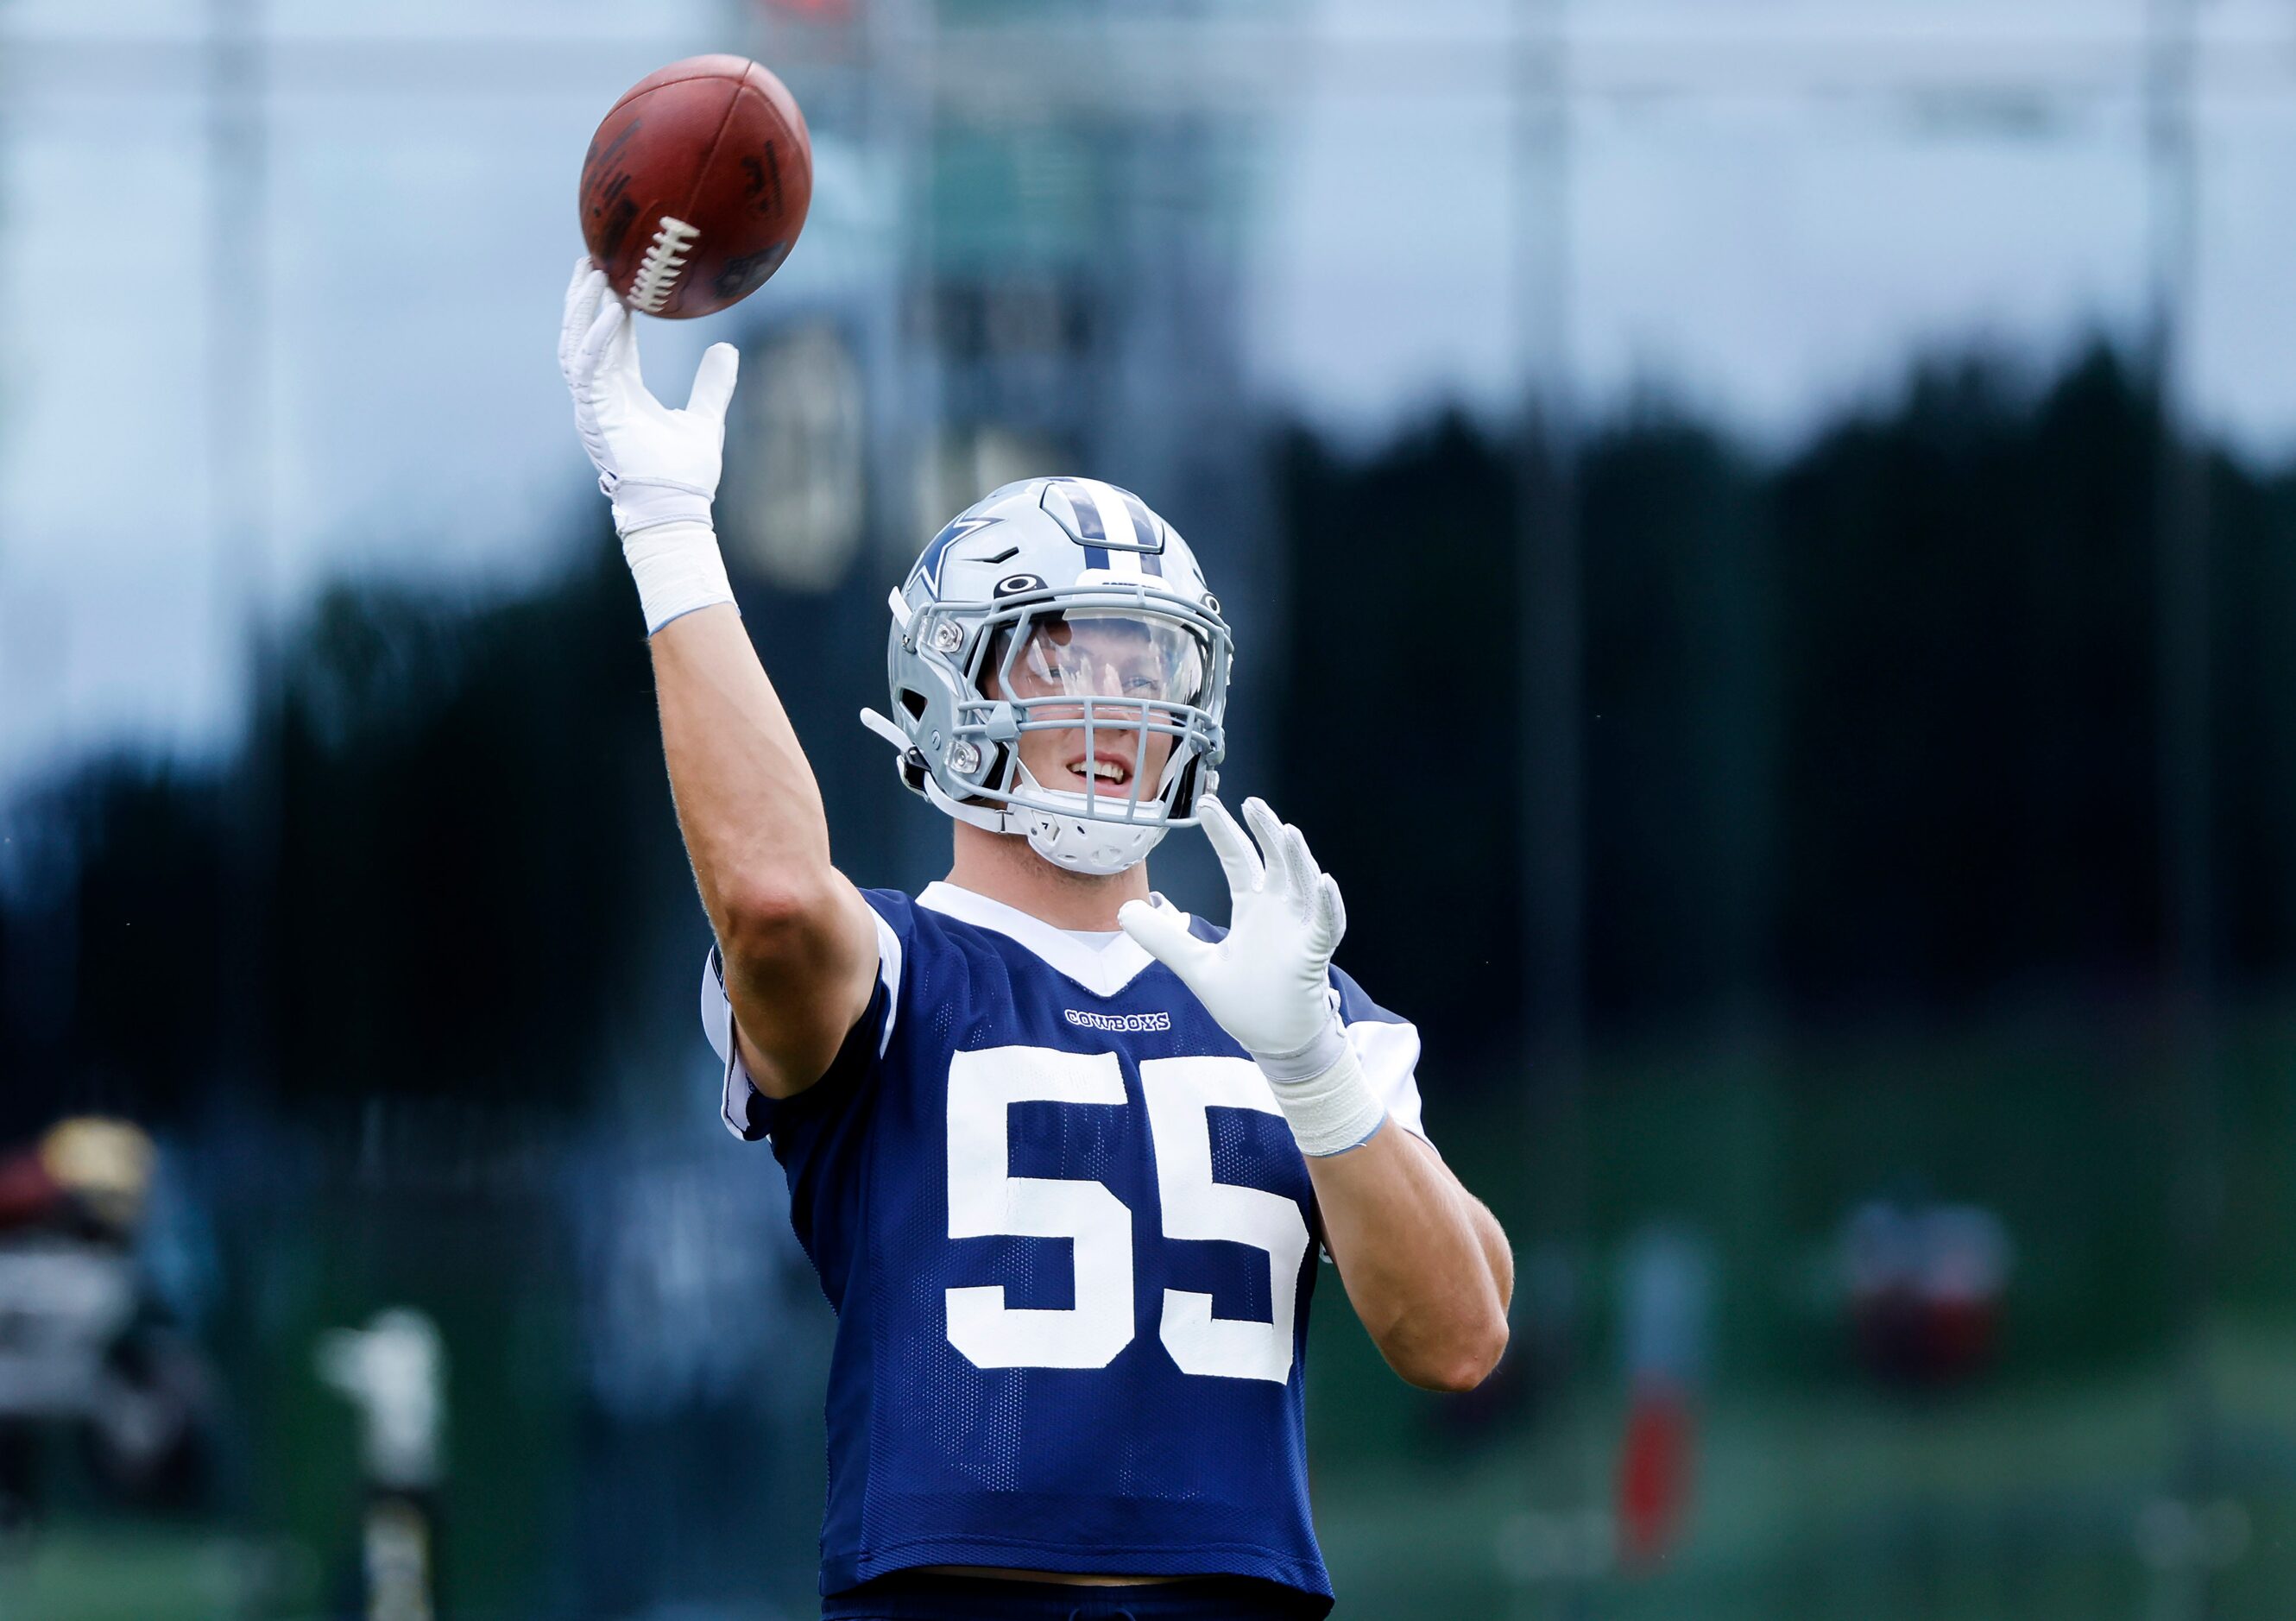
[1081,478,1139,549]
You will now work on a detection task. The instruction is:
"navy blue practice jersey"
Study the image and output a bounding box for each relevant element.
[701,881,1433,1605]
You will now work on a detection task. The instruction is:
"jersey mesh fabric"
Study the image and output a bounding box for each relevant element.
[710,888,1428,1611]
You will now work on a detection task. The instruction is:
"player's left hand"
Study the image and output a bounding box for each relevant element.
[559,255,739,538]
[1119,795,1349,1079]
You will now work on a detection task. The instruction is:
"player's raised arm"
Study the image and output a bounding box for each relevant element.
[559,260,877,1099]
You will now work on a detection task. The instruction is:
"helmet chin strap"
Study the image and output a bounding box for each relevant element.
[1023,811,1166,877]
[918,773,1167,876]
[919,774,1014,836]
[1007,757,1180,877]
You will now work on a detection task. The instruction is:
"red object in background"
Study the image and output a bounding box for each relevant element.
[1925,1292,2000,1381]
[1615,1380,1696,1570]
[1844,1201,2009,1388]
[0,1149,62,1231]
[758,0,851,16]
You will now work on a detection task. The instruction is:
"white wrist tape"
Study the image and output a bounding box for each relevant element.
[622,521,735,636]
[1260,1041,1386,1157]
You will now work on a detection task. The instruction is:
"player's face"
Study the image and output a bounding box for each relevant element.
[993,612,1208,804]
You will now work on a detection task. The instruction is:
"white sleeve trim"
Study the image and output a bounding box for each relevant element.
[702,911,904,1140]
[868,910,904,1053]
[1346,1017,1433,1149]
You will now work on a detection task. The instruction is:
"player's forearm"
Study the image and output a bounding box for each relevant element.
[650,602,842,944]
[565,266,874,1095]
[564,264,839,944]
[1309,1126,1511,1393]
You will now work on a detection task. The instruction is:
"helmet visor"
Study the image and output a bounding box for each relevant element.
[993,610,1210,709]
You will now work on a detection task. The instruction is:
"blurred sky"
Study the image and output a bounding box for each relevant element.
[5,0,2296,789]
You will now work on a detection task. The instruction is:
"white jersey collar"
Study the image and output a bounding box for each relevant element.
[917,880,1172,1000]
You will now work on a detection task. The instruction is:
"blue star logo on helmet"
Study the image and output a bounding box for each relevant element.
[908,516,997,597]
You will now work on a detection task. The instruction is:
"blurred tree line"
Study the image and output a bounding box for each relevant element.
[1287,344,2296,1065]
[0,546,686,1138]
[5,341,2296,1132]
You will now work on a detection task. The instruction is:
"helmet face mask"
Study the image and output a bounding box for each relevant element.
[957,595,1224,821]
[867,478,1231,876]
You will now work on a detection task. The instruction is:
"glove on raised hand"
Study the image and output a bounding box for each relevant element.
[1119,796,1387,1157]
[559,256,740,634]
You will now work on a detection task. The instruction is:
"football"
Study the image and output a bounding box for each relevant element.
[578,54,813,320]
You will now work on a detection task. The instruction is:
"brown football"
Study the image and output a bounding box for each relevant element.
[578,54,813,320]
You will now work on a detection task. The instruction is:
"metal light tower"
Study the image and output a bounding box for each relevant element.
[206,0,274,1094]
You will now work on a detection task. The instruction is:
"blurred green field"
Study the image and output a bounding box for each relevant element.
[0,1527,317,1621]
[1315,1318,2296,1620]
[1302,1000,2296,1620]
[13,1322,2294,1620]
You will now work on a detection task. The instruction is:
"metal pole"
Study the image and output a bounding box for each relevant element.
[207,0,274,1091]
[1512,0,1595,1612]
[1513,0,1581,1193]
[2146,0,2221,1616]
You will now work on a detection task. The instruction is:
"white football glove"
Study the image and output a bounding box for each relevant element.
[1119,796,1387,1157]
[558,255,740,634]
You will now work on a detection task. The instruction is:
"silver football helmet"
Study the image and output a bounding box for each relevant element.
[861,477,1231,875]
